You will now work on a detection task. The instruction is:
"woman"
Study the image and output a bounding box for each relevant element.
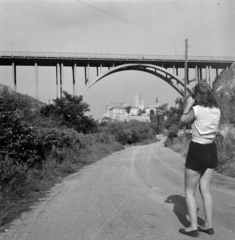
[179,81,221,238]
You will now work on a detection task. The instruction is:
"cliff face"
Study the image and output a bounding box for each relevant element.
[213,63,235,125]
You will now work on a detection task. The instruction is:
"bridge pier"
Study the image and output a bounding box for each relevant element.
[87,63,90,84]
[56,62,60,98]
[100,62,102,74]
[199,68,202,81]
[60,62,64,98]
[12,61,17,92]
[209,65,211,86]
[35,61,38,99]
[72,62,77,96]
[195,65,198,83]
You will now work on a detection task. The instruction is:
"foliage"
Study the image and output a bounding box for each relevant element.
[150,109,155,115]
[167,124,179,143]
[125,106,132,114]
[164,97,184,130]
[40,91,98,133]
[0,96,45,168]
[215,130,235,177]
[101,120,155,145]
[213,67,235,125]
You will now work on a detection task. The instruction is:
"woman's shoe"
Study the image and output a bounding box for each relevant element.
[198,226,214,235]
[179,228,199,238]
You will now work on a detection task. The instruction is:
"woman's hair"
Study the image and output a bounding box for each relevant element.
[194,81,219,108]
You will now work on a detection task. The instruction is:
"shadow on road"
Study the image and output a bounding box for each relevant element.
[165,195,204,227]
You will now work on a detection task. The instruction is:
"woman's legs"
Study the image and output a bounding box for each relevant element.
[199,168,214,229]
[184,168,201,230]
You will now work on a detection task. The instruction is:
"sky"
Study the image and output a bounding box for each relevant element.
[0,0,235,119]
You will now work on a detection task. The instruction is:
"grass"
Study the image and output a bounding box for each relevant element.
[164,130,235,178]
[0,137,124,232]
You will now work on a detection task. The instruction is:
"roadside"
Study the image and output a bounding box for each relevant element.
[1,139,234,240]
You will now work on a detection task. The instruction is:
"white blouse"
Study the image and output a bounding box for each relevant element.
[192,105,221,144]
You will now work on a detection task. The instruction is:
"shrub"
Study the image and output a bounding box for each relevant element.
[101,120,155,145]
[216,130,235,177]
[0,96,45,168]
[40,91,98,133]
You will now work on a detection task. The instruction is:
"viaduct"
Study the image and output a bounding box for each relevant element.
[0,51,234,99]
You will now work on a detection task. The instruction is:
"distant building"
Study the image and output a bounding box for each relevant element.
[130,107,139,116]
[134,94,144,110]
[144,105,156,115]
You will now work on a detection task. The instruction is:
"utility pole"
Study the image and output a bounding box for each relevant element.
[184,38,188,136]
[184,38,188,100]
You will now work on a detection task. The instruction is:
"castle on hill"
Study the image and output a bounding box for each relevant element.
[102,94,160,122]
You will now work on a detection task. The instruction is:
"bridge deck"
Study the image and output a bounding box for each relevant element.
[0,51,234,69]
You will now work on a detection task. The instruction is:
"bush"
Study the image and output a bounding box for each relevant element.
[40,91,98,133]
[101,120,155,145]
[216,130,235,177]
[0,96,45,168]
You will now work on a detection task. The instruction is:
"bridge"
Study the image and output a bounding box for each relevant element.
[0,51,234,99]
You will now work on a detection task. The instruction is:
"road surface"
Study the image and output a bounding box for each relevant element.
[1,139,235,240]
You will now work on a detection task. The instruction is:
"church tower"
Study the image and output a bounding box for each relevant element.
[134,94,139,107]
[139,94,145,110]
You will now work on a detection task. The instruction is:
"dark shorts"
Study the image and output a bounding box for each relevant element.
[185,141,218,172]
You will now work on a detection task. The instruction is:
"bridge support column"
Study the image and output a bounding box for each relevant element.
[176,68,178,76]
[205,65,208,82]
[96,67,99,77]
[199,68,202,81]
[100,62,102,74]
[85,67,87,85]
[72,62,77,96]
[216,68,218,78]
[12,61,17,92]
[209,65,211,86]
[87,63,90,84]
[56,62,60,98]
[35,61,38,99]
[60,62,64,98]
[173,65,176,75]
[195,65,198,84]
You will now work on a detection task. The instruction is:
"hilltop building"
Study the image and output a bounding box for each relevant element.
[101,95,161,122]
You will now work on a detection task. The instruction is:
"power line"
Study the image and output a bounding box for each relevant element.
[191,42,235,47]
[75,0,184,44]
[190,47,235,52]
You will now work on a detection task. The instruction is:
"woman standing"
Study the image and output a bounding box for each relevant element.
[179,81,221,238]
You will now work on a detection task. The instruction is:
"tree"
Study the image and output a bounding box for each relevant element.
[150,109,155,115]
[40,91,97,133]
[125,106,132,114]
[163,97,184,130]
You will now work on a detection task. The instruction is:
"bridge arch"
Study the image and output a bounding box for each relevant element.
[80,63,191,96]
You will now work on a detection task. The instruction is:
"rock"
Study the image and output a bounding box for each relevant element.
[213,62,235,124]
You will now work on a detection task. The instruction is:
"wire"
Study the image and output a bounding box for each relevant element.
[75,0,184,44]
[190,47,235,52]
[191,42,235,47]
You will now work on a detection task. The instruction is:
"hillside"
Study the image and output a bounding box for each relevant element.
[213,63,235,125]
[0,83,45,111]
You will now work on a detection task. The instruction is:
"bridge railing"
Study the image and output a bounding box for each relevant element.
[0,51,234,62]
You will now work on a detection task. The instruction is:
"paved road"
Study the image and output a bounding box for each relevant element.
[1,139,235,240]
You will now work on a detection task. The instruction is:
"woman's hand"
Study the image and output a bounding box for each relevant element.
[180,96,196,125]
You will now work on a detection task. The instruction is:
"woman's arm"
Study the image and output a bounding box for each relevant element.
[180,96,195,125]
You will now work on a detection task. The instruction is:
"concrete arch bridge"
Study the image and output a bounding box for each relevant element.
[80,63,190,96]
[0,51,234,99]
